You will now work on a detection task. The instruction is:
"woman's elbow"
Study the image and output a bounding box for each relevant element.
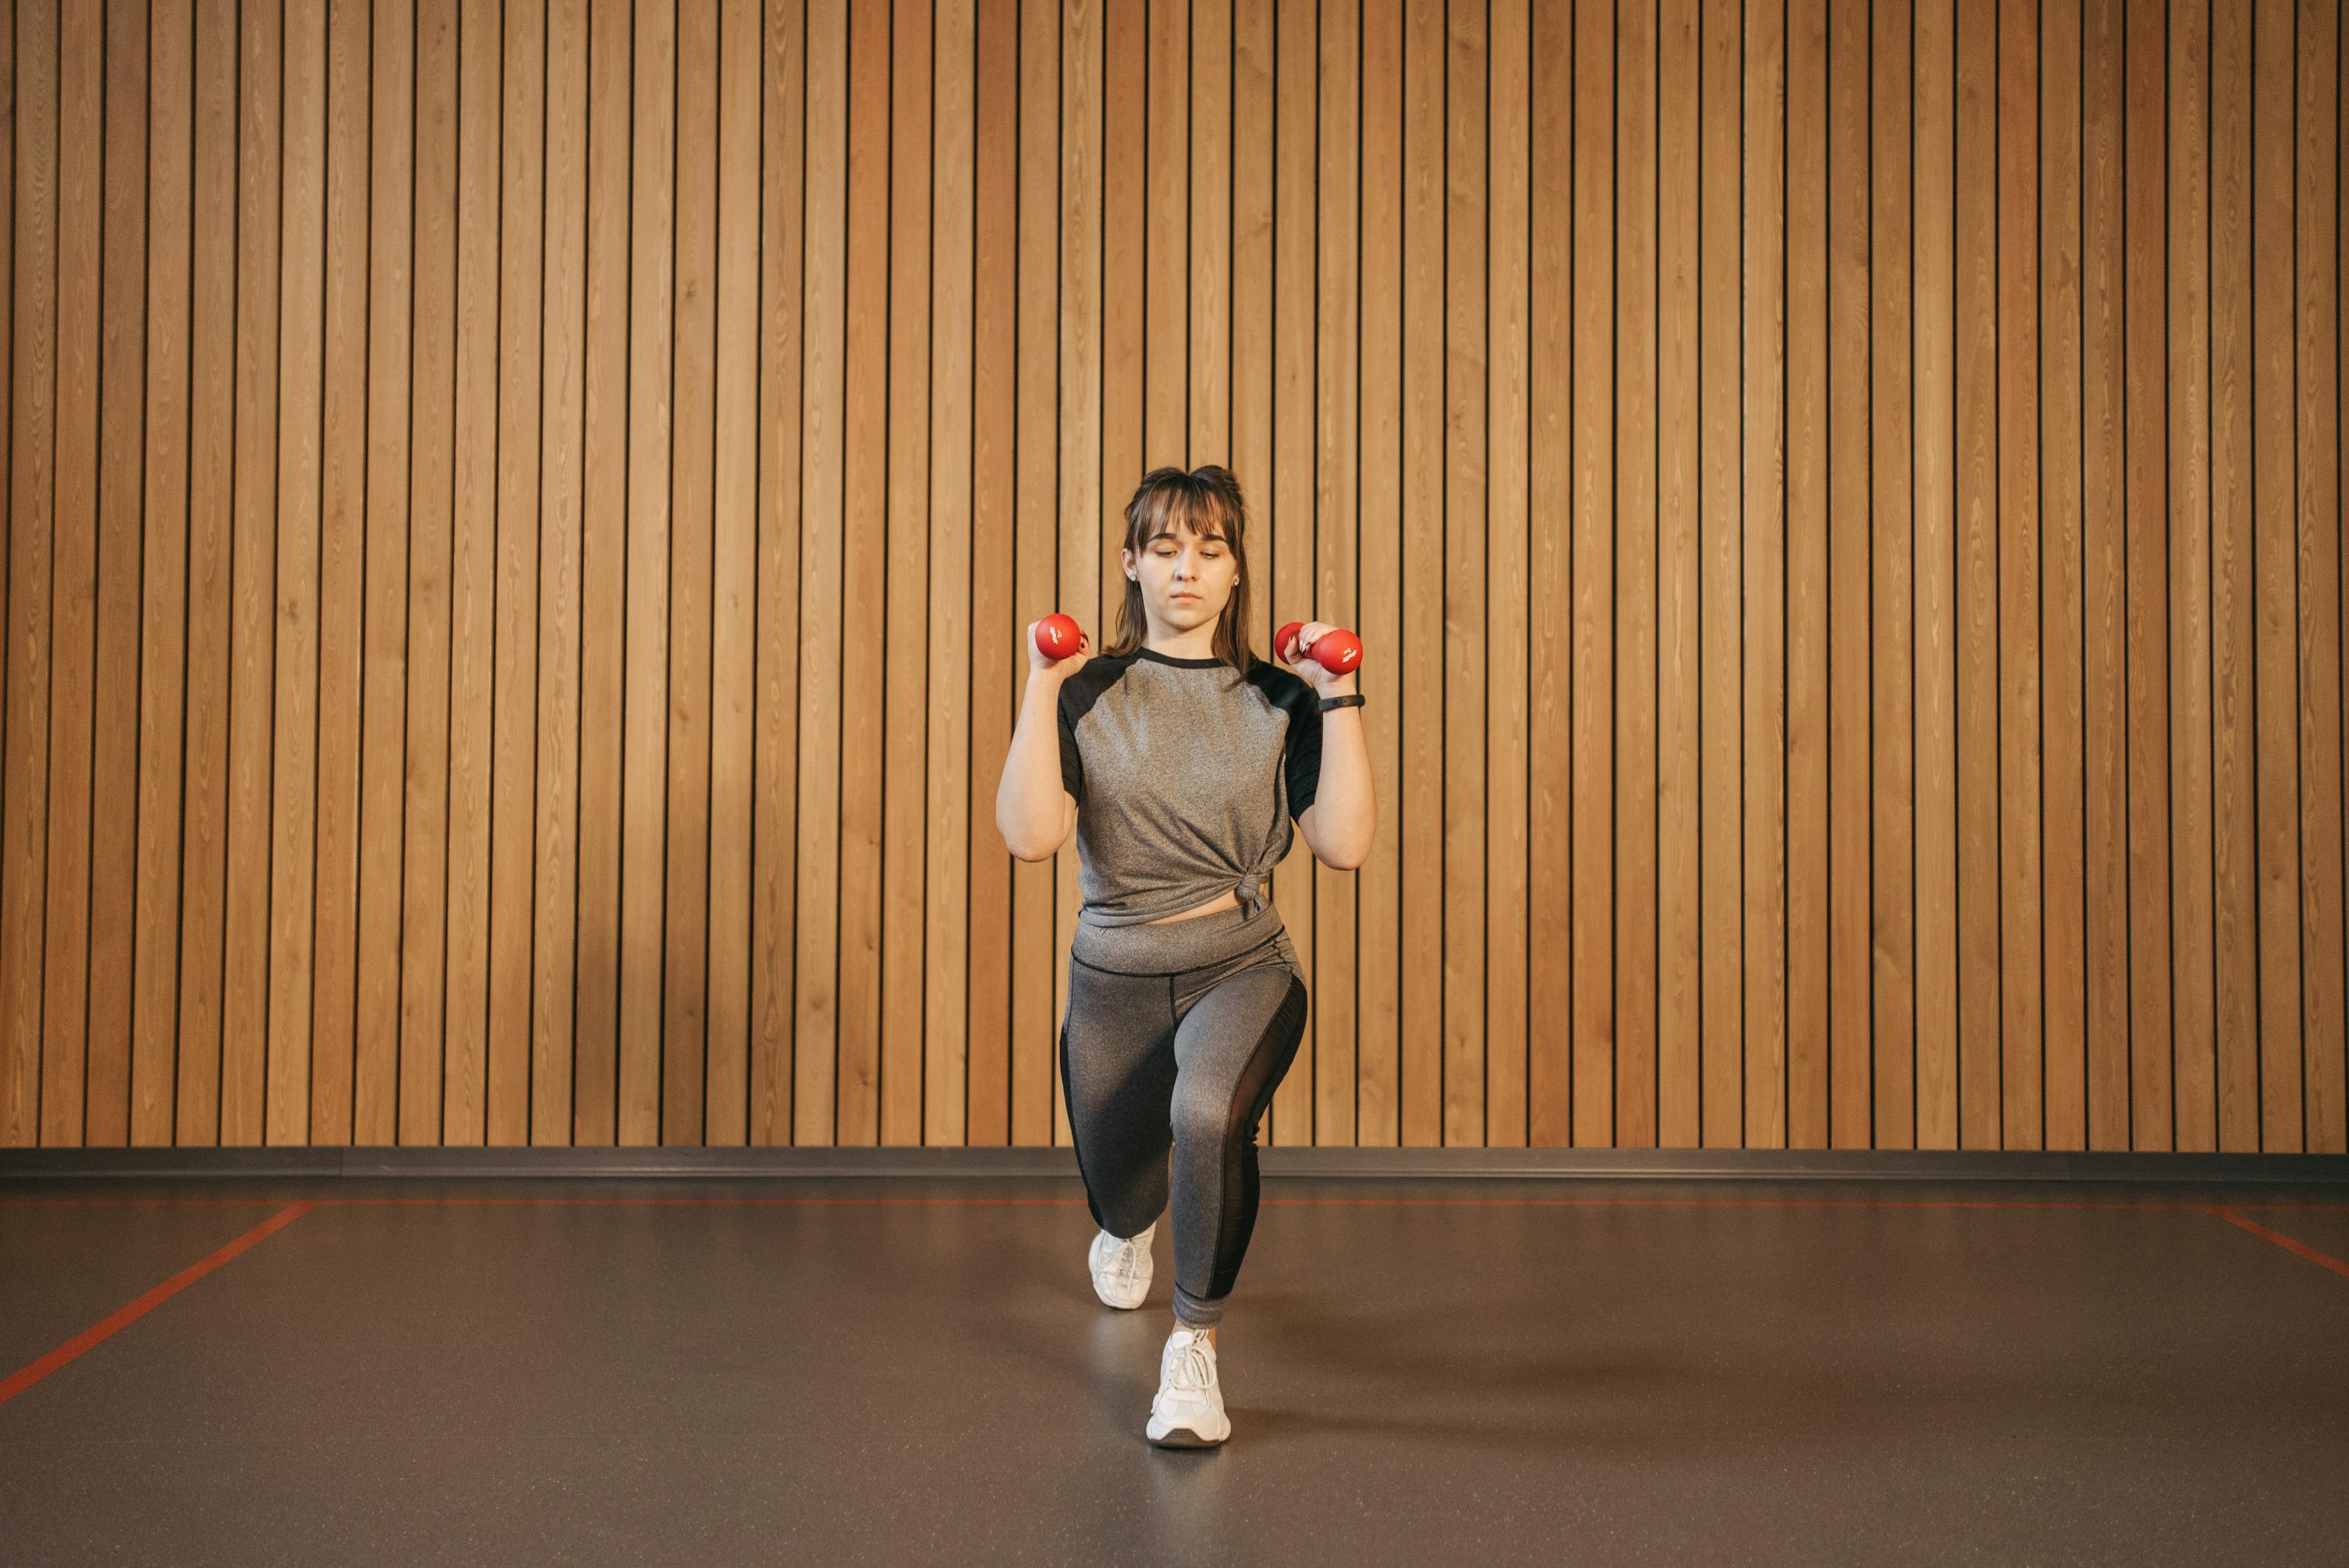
[1314,833,1374,871]
[998,827,1054,863]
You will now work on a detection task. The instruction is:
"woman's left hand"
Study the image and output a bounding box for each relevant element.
[1286,622,1360,698]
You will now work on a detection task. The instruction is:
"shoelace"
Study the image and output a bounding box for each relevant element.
[1110,1238,1140,1288]
[1165,1332,1216,1394]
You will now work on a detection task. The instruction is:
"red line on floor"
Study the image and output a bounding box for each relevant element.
[2205,1206,2349,1282]
[1,1194,2346,1210]
[0,1201,316,1408]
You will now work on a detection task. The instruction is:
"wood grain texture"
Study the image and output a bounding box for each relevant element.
[1655,0,1700,1148]
[1616,0,1662,1150]
[5,0,58,1148]
[443,0,500,1147]
[1319,0,1365,1146]
[1913,0,1957,1149]
[3,0,2339,1154]
[1871,0,1913,1151]
[42,0,100,1151]
[2299,0,2346,1156]
[1826,0,1868,1148]
[135,0,194,1146]
[2038,0,2086,1152]
[88,0,151,1149]
[224,0,282,1148]
[312,0,372,1146]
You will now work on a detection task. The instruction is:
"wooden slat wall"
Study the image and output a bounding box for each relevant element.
[2,0,2344,1153]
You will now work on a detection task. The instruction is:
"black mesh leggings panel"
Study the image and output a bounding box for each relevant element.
[1059,930,1308,1328]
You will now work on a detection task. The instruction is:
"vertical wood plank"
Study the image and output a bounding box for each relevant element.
[575,0,632,1145]
[401,0,456,1146]
[2295,0,2345,1155]
[1826,0,1869,1147]
[839,0,891,1146]
[88,0,154,1147]
[2079,0,2129,1151]
[223,0,282,1148]
[798,0,848,1144]
[879,0,929,1145]
[1538,0,1581,1149]
[310,0,372,1147]
[2167,0,2216,1151]
[1745,0,1786,1149]
[43,0,101,1147]
[1395,0,1441,1145]
[1442,0,1487,1147]
[1996,0,2042,1151]
[924,0,974,1146]
[1099,0,1134,703]
[442,0,501,1147]
[1007,0,1053,1146]
[620,0,677,1146]
[1269,0,1315,1144]
[1147,0,1187,462]
[1955,0,1998,1148]
[2038,0,2087,1151]
[751,0,809,1146]
[1870,0,1913,1151]
[1191,0,1231,458]
[1655,0,1699,1147]
[1616,0,1662,1149]
[1234,0,1273,664]
[1053,0,1101,1148]
[665,0,717,1145]
[708,0,762,1144]
[1317,0,1365,1145]
[1357,0,1402,1144]
[268,0,325,1146]
[2251,0,2301,1151]
[538,0,590,1144]
[1913,0,1958,1148]
[490,0,548,1147]
[2125,0,2174,1150]
[1529,0,1570,1148]
[135,0,194,1146]
[1784,0,1828,1148]
[1698,0,1740,1147]
[3,0,56,1147]
[355,0,415,1147]
[964,0,1011,1145]
[0,0,14,1148]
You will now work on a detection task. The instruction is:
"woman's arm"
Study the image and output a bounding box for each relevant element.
[995,629,1083,862]
[1292,631,1375,870]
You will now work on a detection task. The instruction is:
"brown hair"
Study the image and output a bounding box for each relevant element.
[1105,464,1256,675]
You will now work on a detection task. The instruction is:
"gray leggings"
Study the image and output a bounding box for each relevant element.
[1060,902,1309,1328]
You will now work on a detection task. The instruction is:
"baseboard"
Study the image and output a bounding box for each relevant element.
[1,1144,2346,1183]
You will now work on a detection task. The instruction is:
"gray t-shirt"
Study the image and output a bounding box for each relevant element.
[1057,647,1324,928]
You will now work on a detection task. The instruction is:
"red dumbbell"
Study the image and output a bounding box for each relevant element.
[1275,620,1365,676]
[1034,613,1085,661]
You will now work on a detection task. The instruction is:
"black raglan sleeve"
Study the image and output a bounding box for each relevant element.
[1056,679,1087,808]
[1251,664,1322,822]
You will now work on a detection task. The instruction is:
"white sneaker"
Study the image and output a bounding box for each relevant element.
[1146,1324,1231,1447]
[1087,1220,1155,1309]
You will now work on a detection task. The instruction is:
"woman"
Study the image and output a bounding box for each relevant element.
[993,464,1376,1448]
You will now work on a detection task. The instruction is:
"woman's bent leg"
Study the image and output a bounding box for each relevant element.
[1059,959,1179,1240]
[1164,959,1310,1328]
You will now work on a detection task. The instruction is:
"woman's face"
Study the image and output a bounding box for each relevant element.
[1126,523,1239,638]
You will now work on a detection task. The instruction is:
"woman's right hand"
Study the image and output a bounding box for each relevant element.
[1026,620,1093,678]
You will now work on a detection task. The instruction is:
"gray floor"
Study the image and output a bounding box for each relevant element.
[2,1174,2346,1567]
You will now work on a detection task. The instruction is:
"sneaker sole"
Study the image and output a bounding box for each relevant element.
[1147,1420,1229,1448]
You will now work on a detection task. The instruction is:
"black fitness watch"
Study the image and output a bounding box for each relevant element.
[1318,694,1365,714]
